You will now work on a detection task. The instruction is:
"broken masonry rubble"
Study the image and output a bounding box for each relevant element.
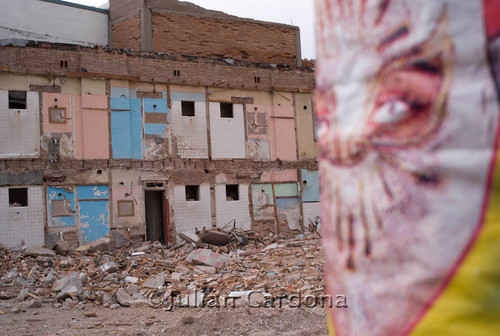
[0,227,323,311]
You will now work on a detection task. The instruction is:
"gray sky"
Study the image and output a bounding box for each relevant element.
[73,0,316,59]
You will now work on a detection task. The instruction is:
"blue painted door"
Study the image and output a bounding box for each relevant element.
[77,186,109,245]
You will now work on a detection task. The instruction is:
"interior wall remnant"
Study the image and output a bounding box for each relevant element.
[170,92,208,159]
[301,169,320,202]
[252,184,275,221]
[111,170,142,229]
[75,95,109,159]
[0,186,45,247]
[47,186,77,227]
[295,93,318,160]
[143,93,170,160]
[209,102,246,159]
[111,95,143,159]
[173,184,211,233]
[48,137,60,162]
[246,104,270,161]
[269,105,297,161]
[0,90,40,158]
[215,184,251,230]
[77,185,110,245]
[0,171,43,186]
[303,202,321,231]
[260,170,298,183]
[274,183,301,232]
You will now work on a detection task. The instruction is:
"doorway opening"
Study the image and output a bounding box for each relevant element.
[145,191,165,245]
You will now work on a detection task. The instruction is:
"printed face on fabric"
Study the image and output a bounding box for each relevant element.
[314,0,500,335]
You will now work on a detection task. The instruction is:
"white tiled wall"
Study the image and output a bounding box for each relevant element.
[173,184,211,233]
[170,101,209,159]
[0,91,40,158]
[215,184,251,230]
[0,186,45,247]
[209,103,246,159]
[303,202,321,231]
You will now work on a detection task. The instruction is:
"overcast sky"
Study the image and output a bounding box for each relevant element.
[73,0,316,59]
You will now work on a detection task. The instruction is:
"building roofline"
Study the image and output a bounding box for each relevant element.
[39,0,109,14]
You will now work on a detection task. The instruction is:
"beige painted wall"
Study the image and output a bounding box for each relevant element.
[295,93,318,160]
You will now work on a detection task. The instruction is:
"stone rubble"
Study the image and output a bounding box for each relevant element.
[0,230,323,312]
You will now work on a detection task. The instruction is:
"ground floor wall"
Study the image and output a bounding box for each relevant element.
[0,158,320,248]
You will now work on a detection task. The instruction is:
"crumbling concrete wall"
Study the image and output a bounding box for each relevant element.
[0,45,317,246]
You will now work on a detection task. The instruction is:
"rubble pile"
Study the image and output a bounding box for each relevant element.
[0,230,323,313]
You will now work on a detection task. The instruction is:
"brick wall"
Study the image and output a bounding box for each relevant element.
[151,13,298,66]
[0,45,314,93]
[112,15,141,50]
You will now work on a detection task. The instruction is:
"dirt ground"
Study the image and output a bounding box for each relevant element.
[0,303,328,336]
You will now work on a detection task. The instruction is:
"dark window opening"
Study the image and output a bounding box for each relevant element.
[9,91,27,109]
[9,188,28,207]
[174,70,181,77]
[185,185,200,201]
[226,184,239,201]
[182,101,195,117]
[254,76,260,83]
[146,182,164,188]
[220,103,233,118]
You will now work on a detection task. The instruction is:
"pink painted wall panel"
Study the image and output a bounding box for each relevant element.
[74,94,109,159]
[75,108,109,159]
[42,93,72,133]
[269,105,294,118]
[260,169,298,182]
[82,94,107,109]
[270,117,297,161]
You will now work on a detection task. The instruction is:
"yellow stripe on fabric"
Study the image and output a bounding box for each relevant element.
[411,149,500,335]
[327,310,336,336]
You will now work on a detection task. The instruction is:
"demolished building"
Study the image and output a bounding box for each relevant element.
[0,0,319,248]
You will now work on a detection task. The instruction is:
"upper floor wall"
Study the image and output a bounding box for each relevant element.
[0,0,108,47]
[110,0,302,67]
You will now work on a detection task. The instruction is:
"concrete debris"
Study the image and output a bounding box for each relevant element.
[142,272,166,289]
[124,276,139,284]
[186,249,228,269]
[113,230,131,249]
[1,268,18,283]
[200,230,231,246]
[125,284,140,296]
[54,240,71,255]
[193,266,216,274]
[116,288,133,307]
[0,232,322,311]
[44,232,60,250]
[24,247,56,258]
[56,276,83,301]
[178,231,201,245]
[99,262,119,274]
